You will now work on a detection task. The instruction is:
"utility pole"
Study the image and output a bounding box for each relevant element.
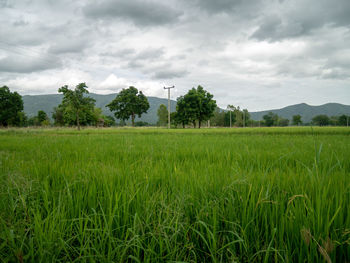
[227,105,234,128]
[164,86,174,129]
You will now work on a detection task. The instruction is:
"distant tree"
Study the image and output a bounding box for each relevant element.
[28,116,40,126]
[118,119,126,127]
[224,111,232,127]
[329,116,339,126]
[134,121,149,127]
[247,119,261,127]
[157,104,168,126]
[103,116,115,127]
[278,118,290,127]
[52,106,65,126]
[243,109,250,127]
[107,86,149,127]
[58,83,95,130]
[180,86,217,128]
[338,114,349,126]
[225,106,249,127]
[210,107,226,127]
[263,112,277,127]
[226,105,236,127]
[292,115,302,126]
[232,107,242,127]
[37,110,49,125]
[17,112,28,127]
[0,86,24,126]
[91,107,104,127]
[312,115,330,126]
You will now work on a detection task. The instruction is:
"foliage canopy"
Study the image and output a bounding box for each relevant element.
[107,86,149,126]
[58,83,96,130]
[176,85,216,128]
[0,86,24,126]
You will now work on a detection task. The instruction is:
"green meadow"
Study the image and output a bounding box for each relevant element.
[0,127,349,262]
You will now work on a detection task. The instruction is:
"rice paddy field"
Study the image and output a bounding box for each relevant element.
[0,127,349,262]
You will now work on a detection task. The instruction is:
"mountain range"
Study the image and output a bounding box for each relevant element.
[249,103,350,123]
[23,93,350,124]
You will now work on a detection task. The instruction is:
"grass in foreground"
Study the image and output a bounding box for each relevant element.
[0,127,349,262]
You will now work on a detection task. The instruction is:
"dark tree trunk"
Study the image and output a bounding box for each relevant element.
[198,120,201,129]
[182,121,185,128]
[132,113,135,127]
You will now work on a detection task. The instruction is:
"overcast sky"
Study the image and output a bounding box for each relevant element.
[0,0,349,110]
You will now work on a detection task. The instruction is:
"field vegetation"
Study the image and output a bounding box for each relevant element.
[0,127,349,262]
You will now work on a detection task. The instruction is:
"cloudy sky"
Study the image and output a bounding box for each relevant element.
[0,0,349,111]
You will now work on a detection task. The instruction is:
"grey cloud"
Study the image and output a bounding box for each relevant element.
[83,0,183,26]
[135,48,164,60]
[100,48,136,58]
[325,50,350,69]
[153,69,188,79]
[194,0,261,15]
[0,23,45,46]
[123,48,164,69]
[251,15,304,41]
[0,0,12,8]
[12,19,29,26]
[321,69,349,80]
[0,54,61,73]
[48,38,89,54]
[251,0,350,41]
[196,0,239,13]
[127,60,144,69]
[274,56,327,79]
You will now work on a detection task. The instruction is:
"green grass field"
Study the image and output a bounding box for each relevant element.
[1,127,349,262]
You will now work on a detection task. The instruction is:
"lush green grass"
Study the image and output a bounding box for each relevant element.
[0,127,349,262]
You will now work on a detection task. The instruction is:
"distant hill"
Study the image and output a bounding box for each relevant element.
[250,103,350,123]
[23,93,177,124]
[23,94,350,124]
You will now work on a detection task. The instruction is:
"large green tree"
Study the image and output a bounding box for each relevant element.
[58,83,96,130]
[178,86,217,128]
[175,95,191,128]
[157,104,168,126]
[107,86,149,127]
[0,86,24,126]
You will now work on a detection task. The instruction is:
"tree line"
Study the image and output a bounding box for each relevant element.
[1,85,349,128]
[202,110,348,127]
[0,84,217,129]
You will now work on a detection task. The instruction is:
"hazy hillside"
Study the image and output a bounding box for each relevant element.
[23,93,176,124]
[250,103,350,123]
[23,94,350,124]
